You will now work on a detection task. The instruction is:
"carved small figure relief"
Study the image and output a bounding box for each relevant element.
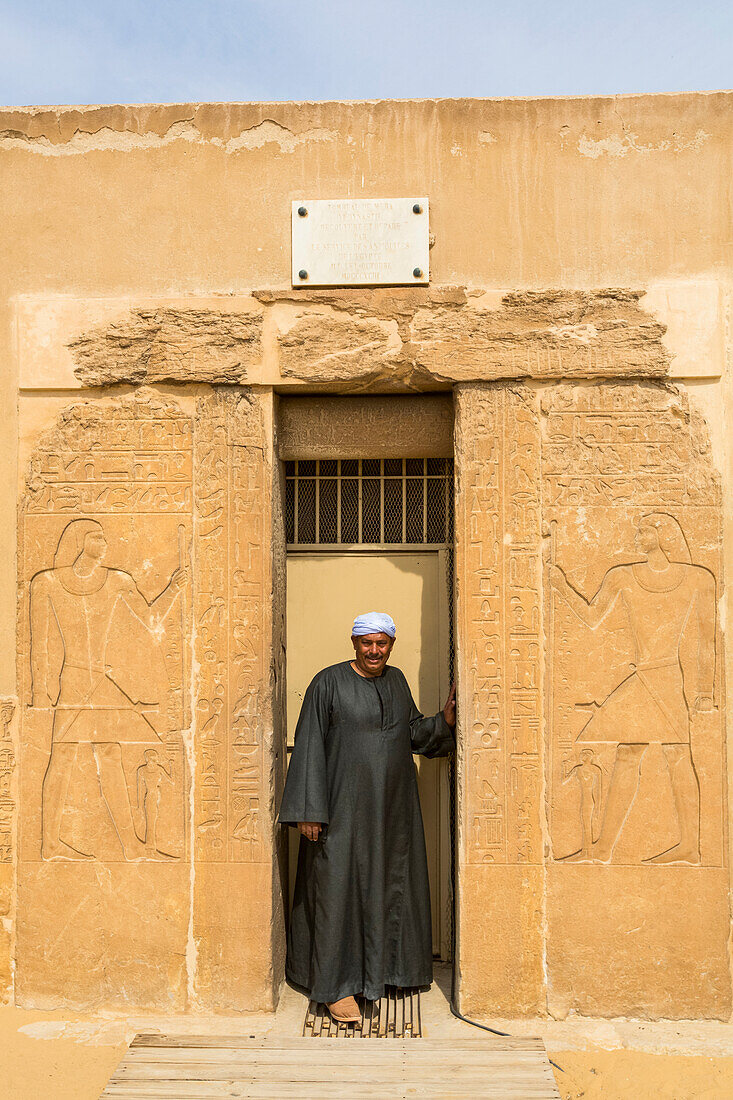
[561,749,602,860]
[30,519,188,861]
[550,512,715,865]
[135,749,175,858]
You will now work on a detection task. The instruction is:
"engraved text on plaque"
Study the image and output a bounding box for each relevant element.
[291,197,429,288]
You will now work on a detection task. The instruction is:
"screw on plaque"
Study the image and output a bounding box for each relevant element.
[298,206,308,217]
[298,269,308,280]
[412,203,422,214]
[413,268,423,278]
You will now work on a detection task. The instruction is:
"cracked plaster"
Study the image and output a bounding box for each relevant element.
[0,117,338,156]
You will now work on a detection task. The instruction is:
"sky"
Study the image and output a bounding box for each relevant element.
[1,0,731,107]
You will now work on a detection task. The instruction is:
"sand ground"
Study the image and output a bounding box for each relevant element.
[3,966,733,1099]
[553,1050,733,1099]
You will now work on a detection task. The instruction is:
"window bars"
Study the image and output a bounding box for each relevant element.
[284,458,453,548]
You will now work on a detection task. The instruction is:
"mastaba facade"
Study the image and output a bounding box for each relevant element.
[0,93,731,1020]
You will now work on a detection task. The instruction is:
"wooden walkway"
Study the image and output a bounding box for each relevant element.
[99,1033,561,1098]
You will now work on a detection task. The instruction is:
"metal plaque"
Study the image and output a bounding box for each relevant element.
[291,197,429,288]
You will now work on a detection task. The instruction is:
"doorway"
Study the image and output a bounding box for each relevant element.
[284,457,454,960]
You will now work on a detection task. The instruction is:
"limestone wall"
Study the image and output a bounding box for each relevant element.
[13,387,283,1010]
[454,379,729,1018]
[1,94,732,1017]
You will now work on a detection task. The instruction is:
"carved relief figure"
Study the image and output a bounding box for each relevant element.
[550,513,715,864]
[30,519,187,860]
[562,749,602,860]
[136,749,174,857]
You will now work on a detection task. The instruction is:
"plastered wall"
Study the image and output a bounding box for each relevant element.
[1,93,732,1017]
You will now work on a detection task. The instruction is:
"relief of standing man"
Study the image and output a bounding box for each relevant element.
[550,512,715,865]
[30,518,188,861]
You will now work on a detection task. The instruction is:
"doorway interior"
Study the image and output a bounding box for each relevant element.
[284,457,455,961]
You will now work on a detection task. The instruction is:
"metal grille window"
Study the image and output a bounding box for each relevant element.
[284,458,453,548]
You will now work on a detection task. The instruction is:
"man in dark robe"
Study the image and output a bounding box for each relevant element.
[278,611,456,1023]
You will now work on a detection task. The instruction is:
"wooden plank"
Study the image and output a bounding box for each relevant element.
[120,1050,553,1065]
[127,1038,549,1050]
[117,1052,553,1065]
[103,1081,559,1096]
[115,1068,555,1083]
[131,1034,546,1050]
[111,1083,559,1091]
[115,1052,555,1068]
[113,1066,555,1081]
[103,1084,560,1100]
[103,1089,560,1099]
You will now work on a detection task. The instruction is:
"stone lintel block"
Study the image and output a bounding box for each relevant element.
[412,289,671,380]
[17,286,689,395]
[14,296,263,390]
[70,304,263,386]
[274,304,402,384]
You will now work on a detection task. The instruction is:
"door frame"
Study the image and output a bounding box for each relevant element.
[285,543,454,961]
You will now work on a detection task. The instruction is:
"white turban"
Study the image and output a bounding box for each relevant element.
[352,612,397,639]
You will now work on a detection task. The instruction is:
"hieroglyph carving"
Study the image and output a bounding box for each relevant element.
[19,394,191,862]
[456,385,542,864]
[544,383,724,867]
[0,701,16,863]
[193,390,269,863]
[278,395,454,460]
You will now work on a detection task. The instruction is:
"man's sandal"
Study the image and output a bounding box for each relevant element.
[326,995,361,1022]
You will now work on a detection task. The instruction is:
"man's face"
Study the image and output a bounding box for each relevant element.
[635,523,659,555]
[84,529,107,562]
[351,632,394,677]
